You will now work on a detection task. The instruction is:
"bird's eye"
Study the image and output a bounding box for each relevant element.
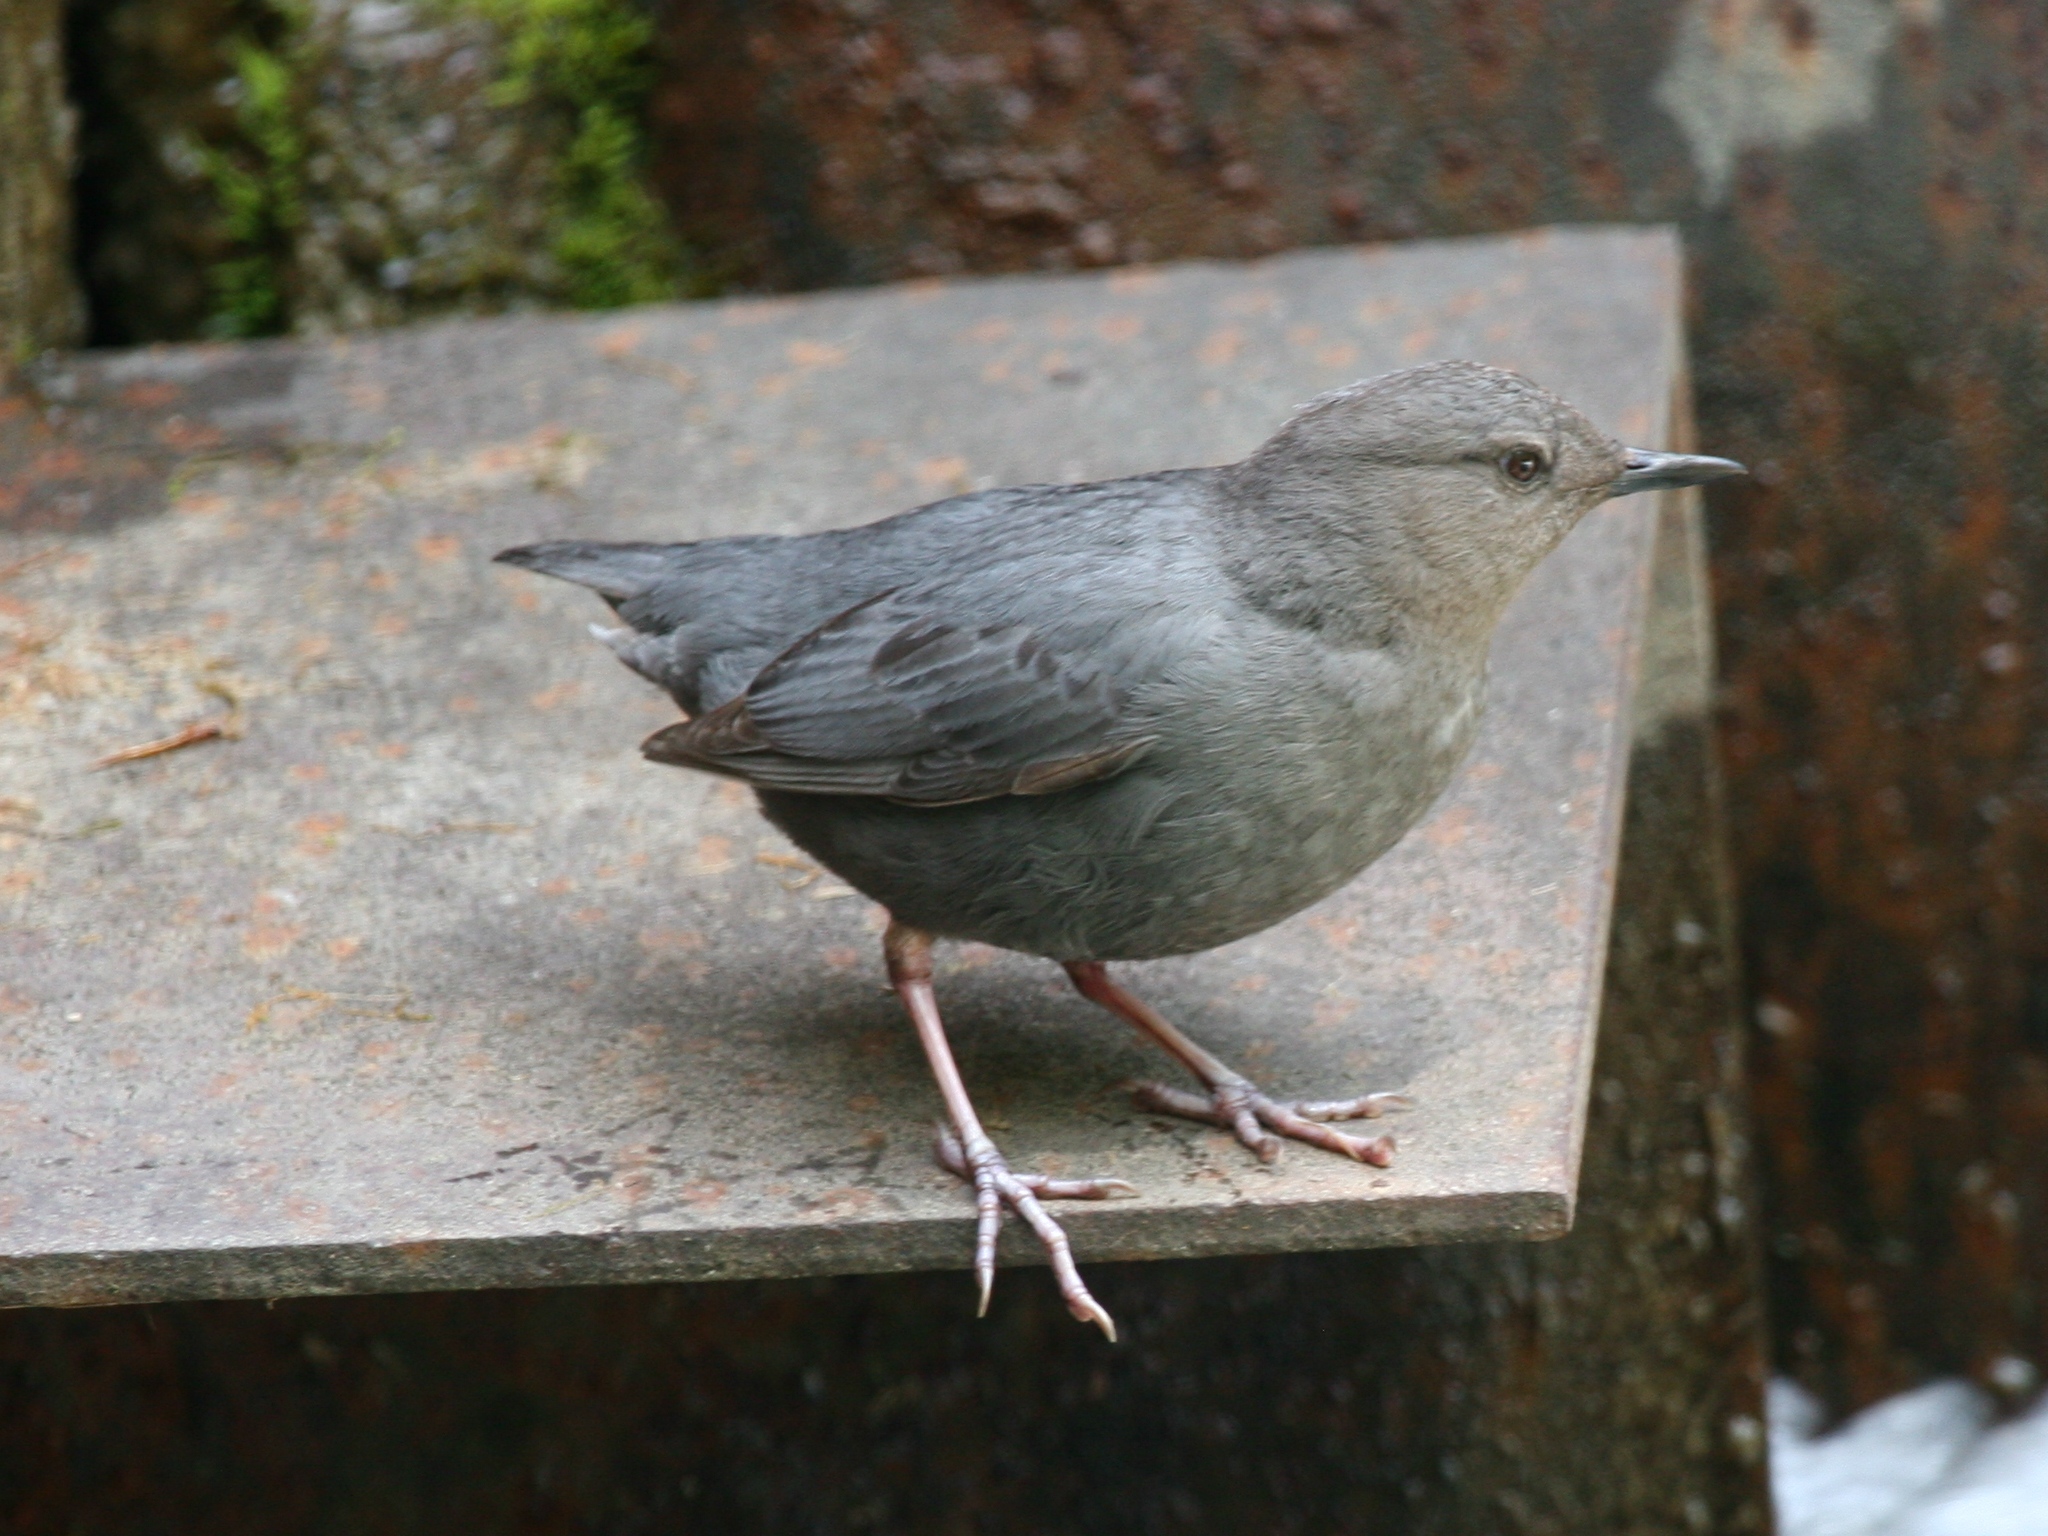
[1502,447,1546,484]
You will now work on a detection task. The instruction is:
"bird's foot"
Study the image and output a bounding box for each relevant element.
[1131,1077,1410,1166]
[933,1124,1131,1339]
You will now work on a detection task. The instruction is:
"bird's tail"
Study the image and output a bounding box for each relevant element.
[492,540,684,603]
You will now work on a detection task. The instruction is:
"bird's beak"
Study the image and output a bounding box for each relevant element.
[1608,448,1748,497]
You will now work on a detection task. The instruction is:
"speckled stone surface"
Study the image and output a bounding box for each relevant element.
[0,228,1682,1305]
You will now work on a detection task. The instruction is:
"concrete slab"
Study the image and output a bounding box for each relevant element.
[0,228,1683,1306]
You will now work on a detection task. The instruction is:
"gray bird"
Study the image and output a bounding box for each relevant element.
[496,360,1743,1339]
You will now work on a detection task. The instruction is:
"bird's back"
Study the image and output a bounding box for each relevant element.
[497,469,1219,717]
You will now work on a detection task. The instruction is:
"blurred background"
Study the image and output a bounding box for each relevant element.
[4,0,2046,1529]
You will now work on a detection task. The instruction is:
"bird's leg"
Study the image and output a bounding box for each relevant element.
[885,922,1124,1339]
[1064,960,1409,1166]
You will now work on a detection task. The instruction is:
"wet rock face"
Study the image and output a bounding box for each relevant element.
[66,0,645,342]
[279,1,564,335]
[642,0,1685,290]
[2,0,84,359]
[67,0,266,345]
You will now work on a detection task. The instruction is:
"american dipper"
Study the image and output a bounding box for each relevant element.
[497,359,1743,1338]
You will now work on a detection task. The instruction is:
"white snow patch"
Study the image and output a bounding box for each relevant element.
[1770,1375,2048,1536]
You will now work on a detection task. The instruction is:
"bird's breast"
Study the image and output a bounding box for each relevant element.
[1068,653,1485,955]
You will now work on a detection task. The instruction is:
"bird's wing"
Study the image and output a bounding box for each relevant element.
[639,588,1156,804]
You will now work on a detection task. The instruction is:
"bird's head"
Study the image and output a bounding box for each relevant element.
[1222,360,1743,647]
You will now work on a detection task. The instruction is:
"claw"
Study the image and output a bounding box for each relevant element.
[1296,1092,1412,1121]
[1132,1077,1406,1167]
[931,1122,1122,1337]
[1071,960,1412,1174]
[1069,1290,1118,1342]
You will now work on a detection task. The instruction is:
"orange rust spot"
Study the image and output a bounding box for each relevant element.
[691,835,737,874]
[539,877,576,897]
[1198,328,1245,366]
[1422,804,1476,847]
[294,814,346,857]
[120,381,181,409]
[415,535,460,562]
[1310,994,1357,1029]
[371,613,409,638]
[31,447,87,477]
[327,937,363,961]
[616,1170,657,1202]
[155,418,225,451]
[787,339,848,367]
[810,1187,877,1213]
[288,763,327,783]
[529,681,581,710]
[1306,912,1361,950]
[242,923,303,960]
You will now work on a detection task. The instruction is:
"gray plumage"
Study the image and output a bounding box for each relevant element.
[497,360,1741,963]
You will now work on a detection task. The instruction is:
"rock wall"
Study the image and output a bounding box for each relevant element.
[66,0,683,343]
[0,0,83,362]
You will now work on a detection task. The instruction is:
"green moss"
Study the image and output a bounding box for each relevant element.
[201,12,312,338]
[470,0,689,309]
[200,0,689,336]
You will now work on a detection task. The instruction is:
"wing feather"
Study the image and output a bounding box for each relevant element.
[640,590,1154,804]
